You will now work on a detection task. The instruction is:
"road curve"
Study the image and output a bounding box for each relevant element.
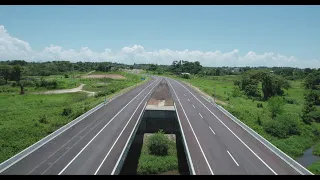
[165,77,301,175]
[0,76,161,175]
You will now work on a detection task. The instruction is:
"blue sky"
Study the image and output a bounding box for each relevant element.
[0,5,319,67]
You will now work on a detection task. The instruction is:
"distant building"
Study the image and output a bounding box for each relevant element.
[232,68,240,73]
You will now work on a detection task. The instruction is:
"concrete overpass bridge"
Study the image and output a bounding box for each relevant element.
[0,76,313,175]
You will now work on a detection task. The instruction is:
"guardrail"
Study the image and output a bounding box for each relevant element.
[199,95,313,175]
[160,76,314,175]
[0,79,150,174]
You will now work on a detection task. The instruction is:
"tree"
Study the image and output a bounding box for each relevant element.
[302,71,320,124]
[236,70,290,100]
[169,60,202,75]
[304,71,320,91]
[237,71,261,98]
[0,65,11,84]
[12,65,22,83]
[261,74,290,100]
[193,61,202,74]
[148,64,158,71]
[11,65,25,94]
[147,130,169,156]
[268,96,285,119]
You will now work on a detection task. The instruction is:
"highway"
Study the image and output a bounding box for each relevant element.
[0,76,161,175]
[0,74,308,175]
[165,77,301,175]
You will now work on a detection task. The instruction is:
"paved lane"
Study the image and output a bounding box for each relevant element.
[166,77,300,175]
[1,77,161,175]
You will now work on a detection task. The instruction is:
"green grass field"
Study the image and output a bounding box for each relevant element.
[0,71,149,163]
[159,73,320,174]
[308,161,320,175]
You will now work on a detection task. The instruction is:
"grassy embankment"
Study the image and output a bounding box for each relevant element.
[159,73,320,174]
[0,71,149,163]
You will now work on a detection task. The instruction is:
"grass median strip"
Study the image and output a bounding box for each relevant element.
[137,130,178,175]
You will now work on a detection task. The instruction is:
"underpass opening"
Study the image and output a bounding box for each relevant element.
[116,79,190,175]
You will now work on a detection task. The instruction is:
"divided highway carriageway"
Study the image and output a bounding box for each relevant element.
[0,76,313,175]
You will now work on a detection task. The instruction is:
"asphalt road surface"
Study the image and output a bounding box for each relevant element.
[0,76,161,175]
[165,77,301,175]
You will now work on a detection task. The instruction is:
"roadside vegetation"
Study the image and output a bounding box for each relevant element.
[2,59,320,174]
[0,60,148,163]
[146,60,320,174]
[137,130,178,175]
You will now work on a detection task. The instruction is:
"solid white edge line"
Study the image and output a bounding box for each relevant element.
[215,105,312,175]
[209,127,215,135]
[167,79,214,175]
[179,78,311,175]
[58,79,158,175]
[172,79,278,175]
[110,101,148,175]
[172,102,196,175]
[0,77,153,174]
[227,150,239,166]
[95,80,160,175]
[199,113,203,118]
[41,88,150,175]
[29,114,102,174]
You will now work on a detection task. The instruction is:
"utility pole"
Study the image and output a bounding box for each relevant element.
[213,85,216,104]
[104,65,107,105]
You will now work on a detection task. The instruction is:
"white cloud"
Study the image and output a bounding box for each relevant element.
[0,25,318,68]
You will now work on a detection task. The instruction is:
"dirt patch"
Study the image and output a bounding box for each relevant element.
[79,74,126,79]
[96,82,110,85]
[147,79,174,106]
[183,82,228,106]
[123,69,143,74]
[34,84,95,96]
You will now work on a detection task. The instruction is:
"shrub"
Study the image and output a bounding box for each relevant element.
[313,144,320,156]
[20,79,36,87]
[232,86,241,97]
[257,103,263,108]
[147,130,169,156]
[11,81,17,87]
[182,74,190,79]
[39,115,49,124]
[285,98,297,104]
[257,116,262,125]
[40,79,58,89]
[264,113,301,138]
[267,96,285,119]
[308,111,320,123]
[0,79,6,85]
[64,74,69,78]
[61,107,72,116]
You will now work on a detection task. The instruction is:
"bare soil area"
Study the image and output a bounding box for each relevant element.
[147,79,174,106]
[79,74,126,79]
[35,83,95,96]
